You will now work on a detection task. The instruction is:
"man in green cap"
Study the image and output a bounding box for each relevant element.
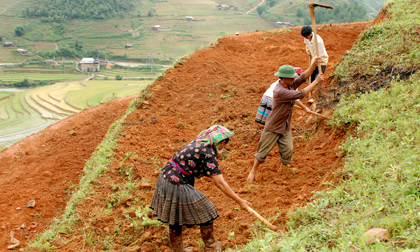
[247,57,324,183]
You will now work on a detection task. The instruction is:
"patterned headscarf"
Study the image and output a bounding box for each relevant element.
[195,125,234,148]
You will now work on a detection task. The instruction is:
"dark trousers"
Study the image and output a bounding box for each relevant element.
[310,65,327,98]
[169,220,213,232]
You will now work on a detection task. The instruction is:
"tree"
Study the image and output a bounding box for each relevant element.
[257,5,267,16]
[266,0,278,8]
[74,39,83,51]
[304,17,311,25]
[115,74,123,80]
[0,36,3,42]
[14,26,25,36]
[296,7,303,17]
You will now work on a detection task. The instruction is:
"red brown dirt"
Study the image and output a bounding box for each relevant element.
[0,96,133,249]
[0,22,371,251]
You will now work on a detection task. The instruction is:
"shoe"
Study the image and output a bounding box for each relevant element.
[169,229,184,252]
[200,224,222,250]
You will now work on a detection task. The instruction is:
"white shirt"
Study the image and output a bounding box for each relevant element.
[263,80,279,98]
[304,32,328,65]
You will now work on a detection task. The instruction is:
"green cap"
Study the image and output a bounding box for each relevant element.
[274,65,298,78]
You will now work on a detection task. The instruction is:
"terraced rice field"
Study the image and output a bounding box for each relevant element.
[99,68,165,77]
[0,80,151,148]
[0,0,32,16]
[66,80,150,108]
[0,73,87,82]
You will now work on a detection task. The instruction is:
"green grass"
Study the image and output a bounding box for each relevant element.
[99,68,164,77]
[0,97,10,120]
[0,64,87,81]
[0,91,14,98]
[87,82,148,106]
[230,0,420,251]
[65,81,131,108]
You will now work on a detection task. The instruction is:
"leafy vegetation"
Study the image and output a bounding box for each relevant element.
[21,0,137,21]
[231,0,420,250]
[257,0,382,25]
[14,25,24,36]
[310,0,371,25]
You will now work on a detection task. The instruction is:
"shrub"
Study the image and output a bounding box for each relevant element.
[14,26,25,36]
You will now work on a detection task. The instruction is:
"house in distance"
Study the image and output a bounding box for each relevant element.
[17,48,27,54]
[218,4,237,10]
[80,58,100,72]
[275,21,293,27]
[3,42,15,47]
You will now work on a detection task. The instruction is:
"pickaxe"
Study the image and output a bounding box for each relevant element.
[308,3,333,100]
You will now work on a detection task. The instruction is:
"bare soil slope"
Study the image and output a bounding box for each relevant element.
[0,22,370,251]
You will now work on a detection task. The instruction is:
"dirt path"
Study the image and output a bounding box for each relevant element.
[247,0,265,14]
[0,22,371,251]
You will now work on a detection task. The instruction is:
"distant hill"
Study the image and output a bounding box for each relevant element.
[21,0,137,21]
[0,0,276,65]
[355,0,386,16]
[256,0,386,26]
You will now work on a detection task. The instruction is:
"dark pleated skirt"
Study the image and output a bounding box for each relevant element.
[255,95,273,125]
[149,173,219,226]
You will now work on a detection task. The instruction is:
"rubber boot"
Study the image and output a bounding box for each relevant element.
[169,229,184,252]
[200,224,222,251]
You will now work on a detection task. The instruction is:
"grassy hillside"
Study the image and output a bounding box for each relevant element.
[235,0,420,250]
[356,0,387,15]
[257,0,386,26]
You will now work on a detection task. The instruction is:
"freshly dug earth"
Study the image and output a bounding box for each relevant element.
[0,22,370,251]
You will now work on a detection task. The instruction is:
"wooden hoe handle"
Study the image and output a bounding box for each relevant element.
[246,206,278,231]
[294,105,331,120]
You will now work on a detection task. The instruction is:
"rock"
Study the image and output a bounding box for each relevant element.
[243,230,252,239]
[139,183,152,190]
[361,228,390,245]
[29,222,38,229]
[150,117,159,124]
[238,223,250,231]
[26,200,36,208]
[7,243,20,250]
[10,237,20,245]
[126,245,141,252]
[16,207,21,211]
[224,210,234,219]
[141,231,152,240]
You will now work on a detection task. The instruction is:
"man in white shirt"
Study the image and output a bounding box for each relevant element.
[301,26,328,99]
